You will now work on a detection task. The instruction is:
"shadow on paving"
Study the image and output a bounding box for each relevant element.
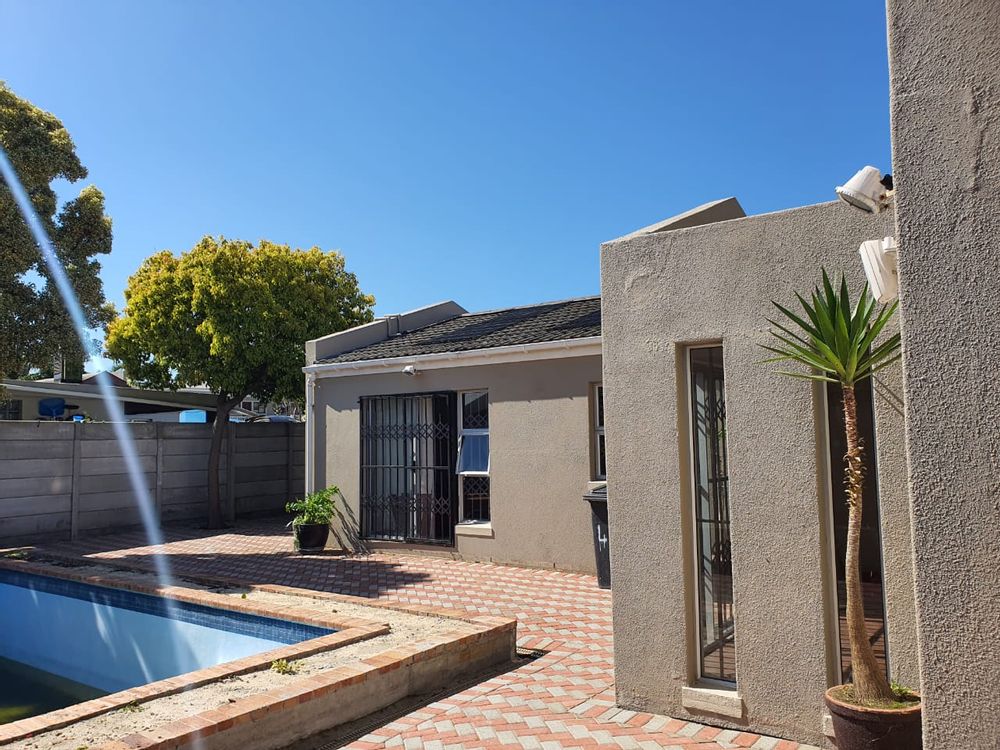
[104,552,435,597]
[288,650,545,750]
[35,521,438,598]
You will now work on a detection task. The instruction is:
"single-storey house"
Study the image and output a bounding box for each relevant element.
[304,296,604,572]
[0,377,223,422]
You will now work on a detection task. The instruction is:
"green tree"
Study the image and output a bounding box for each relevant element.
[0,82,114,378]
[762,270,901,706]
[106,237,375,528]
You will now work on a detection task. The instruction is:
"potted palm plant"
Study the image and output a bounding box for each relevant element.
[285,486,337,554]
[762,270,920,750]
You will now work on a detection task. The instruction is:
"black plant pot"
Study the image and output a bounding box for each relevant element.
[825,686,922,750]
[293,523,330,554]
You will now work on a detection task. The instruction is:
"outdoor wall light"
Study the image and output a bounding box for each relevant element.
[836,166,893,213]
[401,365,418,376]
[859,236,899,302]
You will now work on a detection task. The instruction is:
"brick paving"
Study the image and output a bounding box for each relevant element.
[37,524,821,750]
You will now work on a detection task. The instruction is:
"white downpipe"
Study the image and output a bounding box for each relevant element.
[304,372,316,494]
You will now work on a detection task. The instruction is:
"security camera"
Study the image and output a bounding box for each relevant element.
[859,236,898,302]
[836,166,892,213]
[401,365,417,376]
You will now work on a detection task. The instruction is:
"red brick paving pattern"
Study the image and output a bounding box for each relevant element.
[39,525,820,750]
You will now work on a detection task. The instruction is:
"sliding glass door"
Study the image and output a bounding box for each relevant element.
[359,393,457,544]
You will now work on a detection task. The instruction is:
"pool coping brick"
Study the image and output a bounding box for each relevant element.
[0,556,513,748]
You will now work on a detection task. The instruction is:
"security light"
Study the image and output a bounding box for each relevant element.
[401,365,417,376]
[836,166,891,213]
[859,236,899,302]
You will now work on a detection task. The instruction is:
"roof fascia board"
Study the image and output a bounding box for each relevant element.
[304,336,602,379]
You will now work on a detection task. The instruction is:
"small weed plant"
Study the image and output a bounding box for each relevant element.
[271,659,300,675]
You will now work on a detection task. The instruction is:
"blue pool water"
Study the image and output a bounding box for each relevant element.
[0,570,332,700]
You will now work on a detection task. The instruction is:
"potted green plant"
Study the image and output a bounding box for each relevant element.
[763,270,921,750]
[285,486,337,554]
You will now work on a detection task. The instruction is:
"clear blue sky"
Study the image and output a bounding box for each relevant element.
[1,0,891,317]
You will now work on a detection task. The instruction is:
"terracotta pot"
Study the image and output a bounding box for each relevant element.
[825,686,921,750]
[293,523,330,554]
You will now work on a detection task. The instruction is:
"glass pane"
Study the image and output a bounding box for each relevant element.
[462,475,490,522]
[598,433,607,478]
[458,434,489,473]
[690,346,736,683]
[463,392,489,429]
[0,400,22,420]
[597,386,605,427]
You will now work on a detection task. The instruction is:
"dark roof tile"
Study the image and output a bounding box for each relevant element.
[320,296,601,364]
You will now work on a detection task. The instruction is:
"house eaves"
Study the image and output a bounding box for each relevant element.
[303,335,602,379]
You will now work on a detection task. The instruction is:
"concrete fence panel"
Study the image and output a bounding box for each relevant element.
[0,420,304,544]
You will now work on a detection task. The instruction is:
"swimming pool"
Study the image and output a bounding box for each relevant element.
[0,569,334,720]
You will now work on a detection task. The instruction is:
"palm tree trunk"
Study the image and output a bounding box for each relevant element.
[841,384,894,704]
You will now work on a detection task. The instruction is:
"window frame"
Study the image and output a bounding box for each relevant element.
[0,399,23,421]
[457,390,490,523]
[686,344,737,686]
[592,383,606,480]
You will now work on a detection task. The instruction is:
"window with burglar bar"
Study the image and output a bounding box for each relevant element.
[593,384,606,480]
[0,400,22,420]
[457,390,490,522]
[689,345,736,684]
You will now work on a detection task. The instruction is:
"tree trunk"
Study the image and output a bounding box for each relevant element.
[841,384,895,704]
[207,397,235,529]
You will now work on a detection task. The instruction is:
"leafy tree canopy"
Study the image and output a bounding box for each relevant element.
[106,236,375,408]
[0,82,114,378]
[107,236,374,528]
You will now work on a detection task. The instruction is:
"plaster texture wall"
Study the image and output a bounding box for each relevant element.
[887,1,1000,745]
[312,355,603,572]
[601,201,914,745]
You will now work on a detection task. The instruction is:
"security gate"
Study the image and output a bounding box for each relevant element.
[359,393,457,544]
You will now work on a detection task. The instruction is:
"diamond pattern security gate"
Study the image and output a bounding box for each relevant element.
[360,393,457,544]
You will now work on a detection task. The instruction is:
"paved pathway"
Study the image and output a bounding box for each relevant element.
[39,525,819,750]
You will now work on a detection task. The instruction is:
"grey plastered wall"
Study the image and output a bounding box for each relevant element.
[312,355,603,572]
[0,421,303,542]
[601,201,913,745]
[887,0,1000,745]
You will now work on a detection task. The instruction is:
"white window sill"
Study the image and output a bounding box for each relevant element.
[455,522,493,538]
[681,684,745,720]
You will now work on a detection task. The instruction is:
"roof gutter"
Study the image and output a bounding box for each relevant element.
[302,336,602,380]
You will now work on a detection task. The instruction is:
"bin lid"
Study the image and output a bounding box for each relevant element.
[583,483,607,502]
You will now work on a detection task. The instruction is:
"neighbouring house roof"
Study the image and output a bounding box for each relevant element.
[0,378,222,411]
[317,295,601,364]
[35,370,129,388]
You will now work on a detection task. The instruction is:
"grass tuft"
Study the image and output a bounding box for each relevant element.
[271,658,300,675]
